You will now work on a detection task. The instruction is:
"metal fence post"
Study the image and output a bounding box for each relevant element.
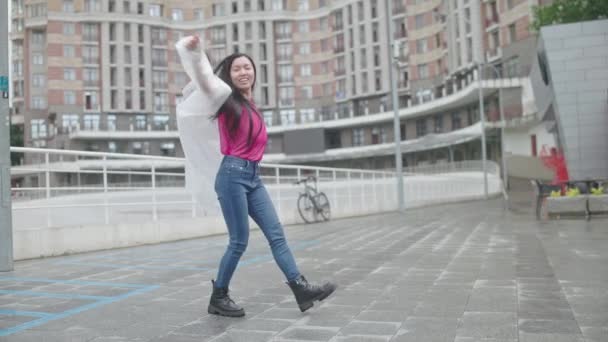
[347,171,352,213]
[332,170,337,213]
[103,156,109,225]
[360,172,364,212]
[275,167,281,214]
[151,166,157,221]
[45,153,51,228]
[372,173,377,211]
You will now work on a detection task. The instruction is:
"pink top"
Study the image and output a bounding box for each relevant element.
[218,104,267,162]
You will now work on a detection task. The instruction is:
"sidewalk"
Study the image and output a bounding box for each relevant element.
[1,199,607,342]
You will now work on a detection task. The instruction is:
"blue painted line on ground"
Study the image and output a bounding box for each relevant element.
[0,276,151,288]
[0,239,320,336]
[0,289,109,301]
[0,309,54,318]
[55,261,211,271]
[0,280,159,337]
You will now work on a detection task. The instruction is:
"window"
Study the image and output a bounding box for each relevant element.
[210,26,226,44]
[276,22,291,39]
[299,42,311,55]
[300,86,312,99]
[232,1,238,13]
[64,68,76,80]
[277,43,292,60]
[418,64,428,79]
[352,128,365,146]
[212,3,225,16]
[416,119,427,137]
[83,46,99,64]
[300,64,311,77]
[149,4,162,16]
[123,1,130,13]
[434,115,443,133]
[30,119,47,139]
[160,142,175,156]
[64,91,76,105]
[154,93,169,112]
[171,8,183,21]
[415,14,425,29]
[300,108,315,123]
[63,23,75,35]
[280,109,296,125]
[451,113,462,130]
[124,67,132,86]
[108,141,117,153]
[194,8,204,20]
[32,53,43,65]
[109,23,116,41]
[83,23,98,41]
[63,0,74,12]
[278,65,293,83]
[153,115,169,129]
[124,24,131,41]
[83,114,100,130]
[299,21,309,33]
[84,91,98,110]
[124,46,131,63]
[416,39,427,54]
[62,114,79,131]
[32,74,45,88]
[279,87,294,107]
[63,45,75,57]
[298,0,309,11]
[272,0,284,11]
[84,0,101,12]
[509,23,517,43]
[135,115,146,129]
[153,71,168,88]
[107,114,116,131]
[371,127,386,144]
[108,0,116,12]
[32,31,44,44]
[263,111,274,126]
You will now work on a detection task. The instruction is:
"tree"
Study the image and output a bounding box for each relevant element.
[10,125,23,166]
[532,0,608,31]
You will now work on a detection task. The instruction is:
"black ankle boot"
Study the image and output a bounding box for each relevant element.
[287,275,336,312]
[208,280,245,317]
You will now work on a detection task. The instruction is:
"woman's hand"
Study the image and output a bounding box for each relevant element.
[186,35,200,51]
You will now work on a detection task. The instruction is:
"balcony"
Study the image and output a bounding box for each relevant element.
[486,46,502,62]
[64,121,179,140]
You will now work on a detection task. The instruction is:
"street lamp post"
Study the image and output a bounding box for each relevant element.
[477,62,488,199]
[1,1,14,272]
[385,0,405,212]
[484,63,509,207]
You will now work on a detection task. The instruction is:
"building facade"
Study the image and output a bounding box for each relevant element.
[10,0,554,169]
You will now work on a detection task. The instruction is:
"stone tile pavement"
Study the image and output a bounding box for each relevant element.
[0,199,607,342]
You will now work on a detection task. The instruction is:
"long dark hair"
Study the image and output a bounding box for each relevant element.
[211,53,262,147]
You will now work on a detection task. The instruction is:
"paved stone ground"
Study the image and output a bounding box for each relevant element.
[1,199,607,342]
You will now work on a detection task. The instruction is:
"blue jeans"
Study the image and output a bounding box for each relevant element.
[214,156,301,288]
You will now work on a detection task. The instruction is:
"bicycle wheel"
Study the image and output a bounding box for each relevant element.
[316,192,331,221]
[297,194,316,224]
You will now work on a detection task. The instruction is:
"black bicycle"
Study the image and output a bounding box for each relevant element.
[294,176,331,223]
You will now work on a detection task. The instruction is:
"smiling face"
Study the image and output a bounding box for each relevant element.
[229,56,256,95]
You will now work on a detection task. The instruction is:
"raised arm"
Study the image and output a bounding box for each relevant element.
[175,36,231,102]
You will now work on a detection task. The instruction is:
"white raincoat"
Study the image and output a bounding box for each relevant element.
[174,36,232,215]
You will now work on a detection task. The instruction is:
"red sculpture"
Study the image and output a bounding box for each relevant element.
[540,146,570,186]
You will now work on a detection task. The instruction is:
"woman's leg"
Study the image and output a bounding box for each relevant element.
[248,179,337,312]
[247,182,301,282]
[215,178,250,289]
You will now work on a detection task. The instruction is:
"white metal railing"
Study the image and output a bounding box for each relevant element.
[9,147,502,230]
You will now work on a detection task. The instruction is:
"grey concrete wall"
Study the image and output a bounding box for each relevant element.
[539,20,608,180]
